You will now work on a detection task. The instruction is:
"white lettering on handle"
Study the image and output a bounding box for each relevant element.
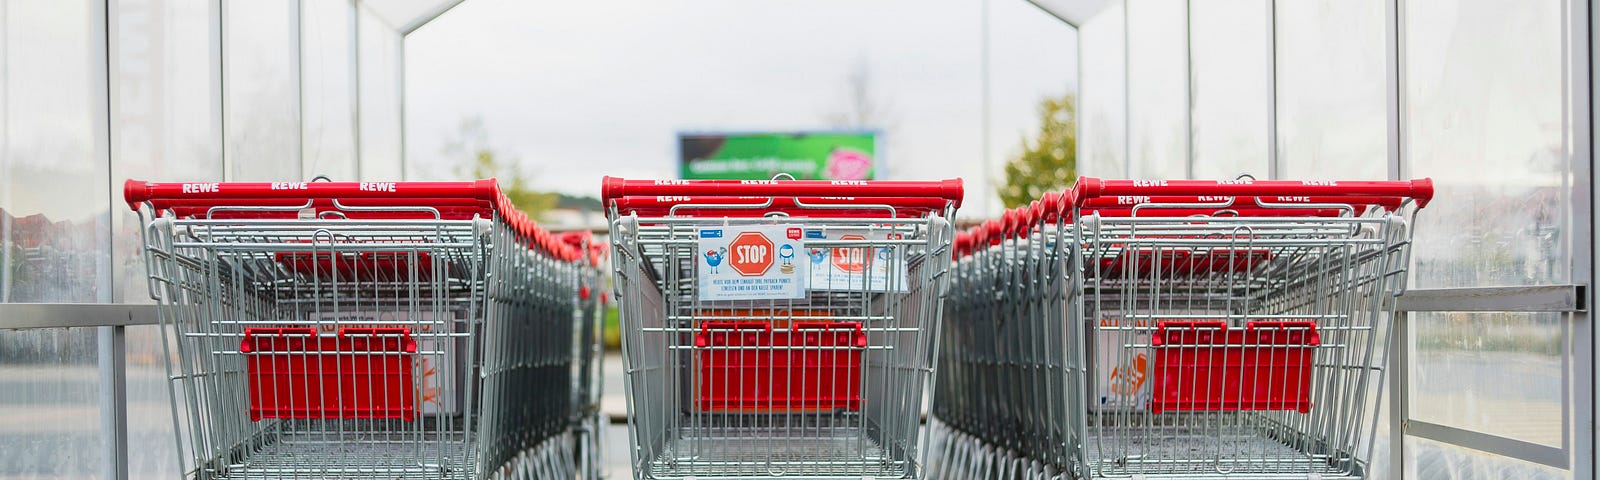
[359,182,397,192]
[271,182,308,190]
[181,183,220,194]
[1132,180,1167,187]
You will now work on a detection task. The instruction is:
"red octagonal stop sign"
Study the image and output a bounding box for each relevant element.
[728,231,775,276]
[832,234,870,273]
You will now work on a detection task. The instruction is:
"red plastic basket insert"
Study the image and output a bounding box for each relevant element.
[241,327,418,421]
[695,321,867,412]
[1149,320,1319,414]
[275,251,439,282]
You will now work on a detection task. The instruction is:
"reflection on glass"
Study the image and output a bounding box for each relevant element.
[1189,0,1269,179]
[1275,0,1386,180]
[359,11,403,180]
[1410,312,1564,447]
[1405,0,1566,287]
[1126,0,1186,180]
[224,0,301,181]
[0,329,102,478]
[302,0,359,181]
[1,0,111,303]
[1077,0,1126,178]
[111,0,222,303]
[1406,436,1570,479]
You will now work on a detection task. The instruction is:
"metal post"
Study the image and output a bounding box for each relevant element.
[1384,1,1406,476]
[99,326,128,480]
[1265,0,1278,180]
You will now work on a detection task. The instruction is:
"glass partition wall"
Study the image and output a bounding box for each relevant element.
[0,1,450,478]
[1074,0,1590,478]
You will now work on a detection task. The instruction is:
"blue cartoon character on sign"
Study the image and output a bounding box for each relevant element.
[779,244,795,267]
[809,248,827,265]
[704,247,727,274]
[877,247,892,272]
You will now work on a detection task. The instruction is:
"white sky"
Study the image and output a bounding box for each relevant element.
[404,0,1078,219]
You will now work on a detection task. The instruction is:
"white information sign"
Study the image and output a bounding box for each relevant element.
[803,229,909,292]
[697,224,808,301]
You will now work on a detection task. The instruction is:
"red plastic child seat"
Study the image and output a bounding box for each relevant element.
[695,321,867,412]
[1149,320,1319,414]
[241,327,418,421]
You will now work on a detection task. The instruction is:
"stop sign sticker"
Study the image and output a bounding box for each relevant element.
[831,234,870,273]
[698,224,807,301]
[729,232,774,276]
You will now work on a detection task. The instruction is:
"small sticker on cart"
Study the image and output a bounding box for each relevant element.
[806,230,909,292]
[697,224,807,301]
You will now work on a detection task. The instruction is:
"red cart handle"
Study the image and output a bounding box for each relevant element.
[125,178,589,263]
[1078,195,1406,212]
[600,176,965,208]
[124,179,501,210]
[612,195,944,218]
[612,195,950,211]
[1071,177,1433,209]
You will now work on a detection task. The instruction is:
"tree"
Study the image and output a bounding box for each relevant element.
[999,93,1077,209]
[446,117,558,219]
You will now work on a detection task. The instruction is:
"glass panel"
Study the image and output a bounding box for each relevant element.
[1,0,111,303]
[224,0,300,181]
[1410,311,1564,447]
[1189,0,1269,180]
[0,328,102,478]
[111,0,222,303]
[301,0,358,181]
[358,10,402,180]
[1275,0,1387,180]
[1077,0,1126,178]
[1406,436,1570,479]
[127,324,185,478]
[1405,0,1566,288]
[1125,0,1186,180]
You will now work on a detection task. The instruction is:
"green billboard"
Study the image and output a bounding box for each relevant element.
[679,131,879,180]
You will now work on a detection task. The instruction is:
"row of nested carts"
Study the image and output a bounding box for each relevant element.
[600,175,1431,480]
[124,173,1431,480]
[123,179,607,480]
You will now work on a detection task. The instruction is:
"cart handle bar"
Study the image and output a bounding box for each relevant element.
[1070,177,1433,210]
[123,178,597,265]
[600,176,965,208]
[611,195,945,218]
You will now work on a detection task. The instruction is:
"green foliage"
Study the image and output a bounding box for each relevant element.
[999,93,1077,209]
[447,117,558,219]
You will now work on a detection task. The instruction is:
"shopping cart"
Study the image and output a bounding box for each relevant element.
[929,177,1431,479]
[124,179,602,479]
[602,176,961,479]
[560,230,609,480]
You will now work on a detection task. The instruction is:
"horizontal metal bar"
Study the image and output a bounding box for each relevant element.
[1395,284,1587,312]
[1407,419,1569,470]
[0,303,161,330]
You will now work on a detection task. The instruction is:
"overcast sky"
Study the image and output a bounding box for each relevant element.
[404,0,1078,218]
